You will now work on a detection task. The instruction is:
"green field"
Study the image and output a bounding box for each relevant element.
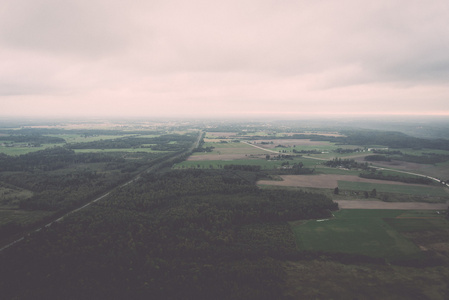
[0,144,61,156]
[338,180,448,197]
[291,209,429,261]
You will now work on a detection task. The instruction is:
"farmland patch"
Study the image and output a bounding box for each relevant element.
[291,209,422,260]
[257,174,435,189]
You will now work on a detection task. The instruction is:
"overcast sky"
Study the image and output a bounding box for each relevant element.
[1,0,448,119]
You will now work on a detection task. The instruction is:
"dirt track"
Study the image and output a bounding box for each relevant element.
[335,200,448,210]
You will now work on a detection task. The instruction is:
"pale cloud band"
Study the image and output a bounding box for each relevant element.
[1,0,448,118]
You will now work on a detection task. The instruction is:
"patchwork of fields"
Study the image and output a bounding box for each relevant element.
[187,136,449,206]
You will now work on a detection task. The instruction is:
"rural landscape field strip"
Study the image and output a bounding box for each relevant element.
[336,200,448,210]
[258,174,444,189]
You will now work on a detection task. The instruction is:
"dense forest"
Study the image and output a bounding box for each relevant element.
[0,169,338,299]
[0,132,198,245]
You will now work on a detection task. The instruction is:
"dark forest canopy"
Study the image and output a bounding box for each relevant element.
[0,168,338,300]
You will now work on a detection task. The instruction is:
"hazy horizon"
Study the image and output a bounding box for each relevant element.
[1,0,449,118]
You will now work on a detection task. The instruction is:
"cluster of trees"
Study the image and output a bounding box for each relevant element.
[292,149,322,154]
[276,162,315,175]
[193,146,215,152]
[334,187,377,198]
[364,155,391,162]
[333,148,363,154]
[323,158,371,170]
[266,154,295,160]
[0,168,338,299]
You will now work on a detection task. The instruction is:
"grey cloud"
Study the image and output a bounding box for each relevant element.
[0,0,448,117]
[0,0,132,58]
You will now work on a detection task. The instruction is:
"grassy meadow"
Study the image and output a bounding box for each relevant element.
[290,209,449,261]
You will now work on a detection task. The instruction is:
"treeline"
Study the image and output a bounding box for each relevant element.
[359,172,432,185]
[0,134,65,144]
[334,148,363,154]
[276,162,315,175]
[0,147,77,171]
[372,149,402,155]
[223,164,261,172]
[324,158,371,170]
[0,168,338,299]
[293,149,322,154]
[0,147,150,172]
[364,155,391,162]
